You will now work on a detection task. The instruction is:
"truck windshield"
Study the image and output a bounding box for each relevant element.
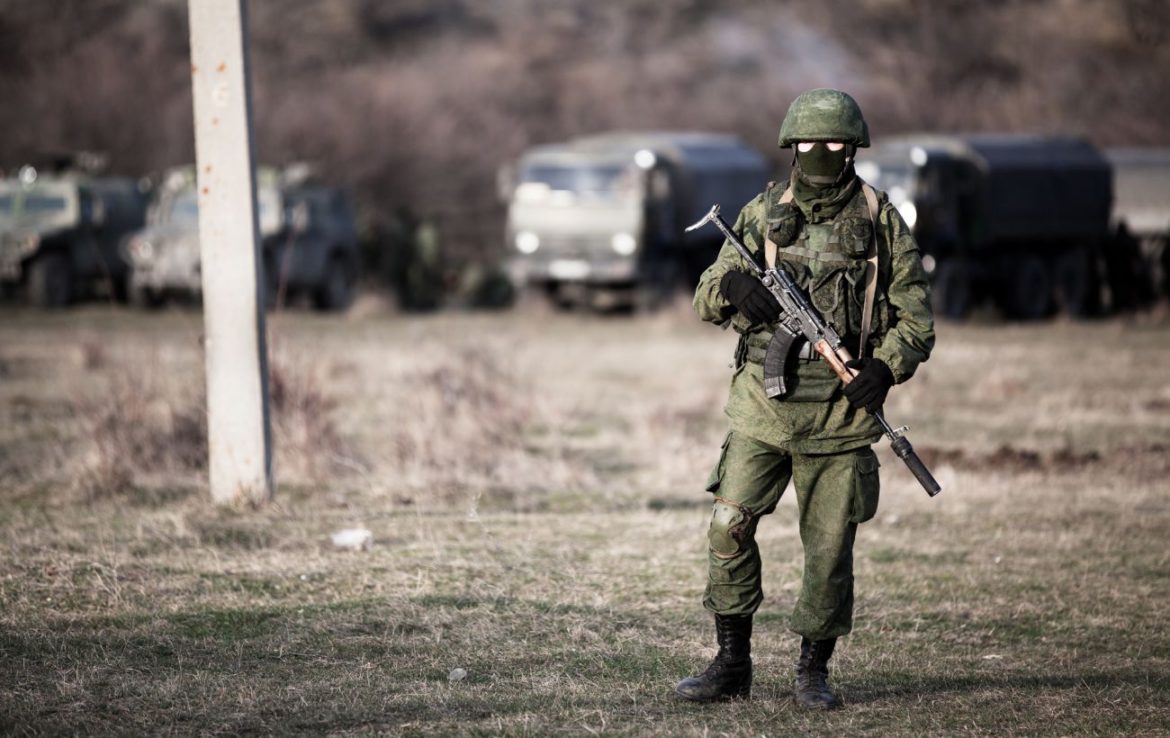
[164,189,278,233]
[519,164,634,197]
[0,184,76,227]
[856,161,916,204]
[167,191,200,228]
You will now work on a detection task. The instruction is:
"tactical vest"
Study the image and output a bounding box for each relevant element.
[736,182,890,402]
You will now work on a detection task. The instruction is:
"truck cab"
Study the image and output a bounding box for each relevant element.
[0,166,147,307]
[125,166,358,311]
[503,132,768,309]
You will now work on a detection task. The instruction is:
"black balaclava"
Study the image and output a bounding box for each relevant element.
[789,143,859,223]
[794,143,852,186]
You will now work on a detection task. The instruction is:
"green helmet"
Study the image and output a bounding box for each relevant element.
[777,88,870,148]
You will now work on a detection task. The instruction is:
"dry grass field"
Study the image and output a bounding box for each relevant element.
[2,302,1169,736]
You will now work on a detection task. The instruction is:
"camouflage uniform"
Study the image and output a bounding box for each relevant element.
[676,88,934,708]
[693,179,934,634]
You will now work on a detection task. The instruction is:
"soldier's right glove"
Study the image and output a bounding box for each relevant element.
[720,271,781,325]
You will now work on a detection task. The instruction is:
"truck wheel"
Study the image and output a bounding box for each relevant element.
[28,253,72,308]
[931,259,972,320]
[1007,256,1052,320]
[1054,248,1093,317]
[263,253,282,310]
[545,282,579,311]
[313,256,353,312]
[129,283,164,309]
[636,261,683,313]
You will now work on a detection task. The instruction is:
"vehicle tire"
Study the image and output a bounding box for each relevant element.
[313,255,353,312]
[545,282,579,311]
[1159,237,1170,299]
[1007,255,1052,320]
[634,261,683,313]
[128,283,165,309]
[263,252,281,311]
[27,253,72,308]
[1053,248,1093,317]
[931,259,972,320]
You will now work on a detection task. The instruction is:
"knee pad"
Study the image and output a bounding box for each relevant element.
[708,498,752,560]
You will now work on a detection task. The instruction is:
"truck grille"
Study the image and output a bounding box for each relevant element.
[539,234,609,259]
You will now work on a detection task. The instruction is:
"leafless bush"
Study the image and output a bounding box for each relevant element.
[385,347,536,497]
[77,372,207,499]
[268,356,354,480]
[74,353,355,498]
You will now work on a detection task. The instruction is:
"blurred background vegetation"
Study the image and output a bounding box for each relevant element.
[0,0,1167,258]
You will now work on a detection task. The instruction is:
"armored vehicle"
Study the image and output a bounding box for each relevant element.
[0,166,147,307]
[126,166,359,311]
[855,135,1114,319]
[502,132,769,309]
[1106,148,1170,299]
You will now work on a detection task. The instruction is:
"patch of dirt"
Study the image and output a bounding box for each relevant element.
[916,444,1169,475]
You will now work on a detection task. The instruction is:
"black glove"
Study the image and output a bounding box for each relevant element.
[719,271,781,325]
[843,357,895,413]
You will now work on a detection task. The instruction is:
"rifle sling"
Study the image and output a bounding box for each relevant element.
[859,182,880,358]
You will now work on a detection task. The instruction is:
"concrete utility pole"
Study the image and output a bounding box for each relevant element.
[188,0,273,505]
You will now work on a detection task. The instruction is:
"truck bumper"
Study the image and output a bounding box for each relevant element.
[130,265,202,294]
[507,256,638,286]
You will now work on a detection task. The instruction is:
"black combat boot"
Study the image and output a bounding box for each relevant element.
[794,637,842,709]
[675,614,753,702]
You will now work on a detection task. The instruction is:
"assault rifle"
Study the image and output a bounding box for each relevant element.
[686,204,941,497]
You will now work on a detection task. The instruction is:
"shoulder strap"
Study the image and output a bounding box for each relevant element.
[764,187,794,269]
[859,182,880,356]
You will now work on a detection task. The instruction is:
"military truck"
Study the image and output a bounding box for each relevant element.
[1106,148,1170,300]
[502,132,769,309]
[855,135,1114,319]
[0,166,148,307]
[125,166,359,311]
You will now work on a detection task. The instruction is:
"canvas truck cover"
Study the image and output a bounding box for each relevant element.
[961,135,1112,244]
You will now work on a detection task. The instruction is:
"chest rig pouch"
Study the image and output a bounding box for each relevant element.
[736,182,885,402]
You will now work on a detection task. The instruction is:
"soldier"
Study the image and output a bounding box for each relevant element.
[675,89,934,709]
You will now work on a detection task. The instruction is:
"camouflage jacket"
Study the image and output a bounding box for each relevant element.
[693,181,935,454]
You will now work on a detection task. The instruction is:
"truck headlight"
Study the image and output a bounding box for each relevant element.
[896,201,918,230]
[611,232,637,256]
[515,231,540,254]
[129,238,154,262]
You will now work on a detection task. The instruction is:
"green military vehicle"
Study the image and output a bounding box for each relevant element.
[855,135,1114,319]
[0,166,148,307]
[1106,148,1170,300]
[125,166,359,311]
[502,132,769,309]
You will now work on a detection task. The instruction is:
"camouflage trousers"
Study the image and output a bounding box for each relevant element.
[702,431,880,641]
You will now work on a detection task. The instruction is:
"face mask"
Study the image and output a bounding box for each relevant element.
[795,143,848,186]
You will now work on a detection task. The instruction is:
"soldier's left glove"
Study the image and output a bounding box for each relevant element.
[843,358,895,413]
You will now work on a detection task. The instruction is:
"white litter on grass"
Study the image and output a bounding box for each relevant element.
[983,654,1004,660]
[448,668,468,682]
[330,528,373,551]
